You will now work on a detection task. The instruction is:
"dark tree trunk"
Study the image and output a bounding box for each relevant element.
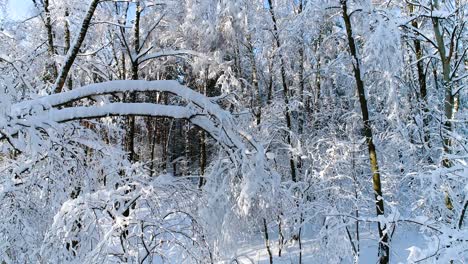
[127,0,141,162]
[64,8,73,90]
[43,0,58,80]
[263,218,273,264]
[53,0,100,94]
[267,0,297,182]
[341,1,389,263]
[408,4,431,151]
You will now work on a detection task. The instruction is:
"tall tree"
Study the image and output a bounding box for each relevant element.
[267,0,297,182]
[341,1,389,262]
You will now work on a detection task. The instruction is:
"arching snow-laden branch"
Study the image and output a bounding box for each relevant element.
[2,80,278,215]
[9,80,245,153]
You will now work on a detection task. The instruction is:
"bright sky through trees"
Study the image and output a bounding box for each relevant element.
[6,0,32,20]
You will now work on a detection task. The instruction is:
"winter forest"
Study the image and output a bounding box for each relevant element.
[0,0,467,263]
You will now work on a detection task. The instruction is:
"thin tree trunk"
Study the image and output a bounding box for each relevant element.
[64,8,73,90]
[341,1,389,263]
[314,39,322,114]
[198,130,206,188]
[267,0,297,182]
[459,199,468,229]
[430,0,458,214]
[351,149,360,262]
[247,37,261,126]
[277,215,284,257]
[263,218,273,264]
[127,0,141,161]
[267,59,274,104]
[199,67,209,187]
[297,1,306,134]
[120,48,126,80]
[53,0,100,94]
[117,2,128,80]
[431,0,456,168]
[298,213,303,264]
[408,4,430,150]
[150,122,157,176]
[43,0,58,80]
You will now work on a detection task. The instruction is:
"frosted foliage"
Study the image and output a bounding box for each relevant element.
[0,0,467,263]
[0,79,280,262]
[41,176,210,263]
[363,16,402,75]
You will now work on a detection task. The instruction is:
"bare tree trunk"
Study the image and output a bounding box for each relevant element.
[313,38,322,114]
[127,0,141,162]
[199,67,209,187]
[64,8,73,90]
[431,0,456,168]
[297,1,306,135]
[341,1,389,263]
[298,213,304,264]
[116,0,128,80]
[162,95,170,171]
[263,218,273,264]
[53,0,100,94]
[150,121,157,176]
[267,59,274,104]
[459,200,468,229]
[277,215,284,257]
[267,0,297,182]
[42,0,58,80]
[408,4,430,151]
[430,0,459,214]
[198,130,207,188]
[247,37,262,126]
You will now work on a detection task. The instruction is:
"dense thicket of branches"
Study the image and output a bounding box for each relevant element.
[0,0,467,263]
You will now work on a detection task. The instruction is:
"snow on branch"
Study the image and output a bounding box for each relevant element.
[11,80,246,150]
[45,103,195,122]
[3,80,275,217]
[14,80,222,117]
[39,103,235,149]
[11,80,245,149]
[136,50,204,64]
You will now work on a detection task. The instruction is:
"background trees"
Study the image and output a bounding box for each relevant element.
[0,0,467,263]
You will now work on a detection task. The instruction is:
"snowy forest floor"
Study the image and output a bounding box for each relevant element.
[222,226,428,263]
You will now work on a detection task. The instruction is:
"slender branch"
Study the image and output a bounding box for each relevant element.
[53,0,101,94]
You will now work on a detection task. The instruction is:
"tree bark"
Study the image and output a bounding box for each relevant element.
[263,218,273,264]
[41,0,58,81]
[341,1,389,263]
[198,130,207,188]
[431,0,456,168]
[267,0,297,182]
[127,0,141,162]
[199,67,209,187]
[64,8,73,90]
[53,0,100,94]
[247,36,262,126]
[297,1,306,135]
[408,4,430,150]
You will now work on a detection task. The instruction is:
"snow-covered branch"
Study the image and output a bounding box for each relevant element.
[136,50,204,64]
